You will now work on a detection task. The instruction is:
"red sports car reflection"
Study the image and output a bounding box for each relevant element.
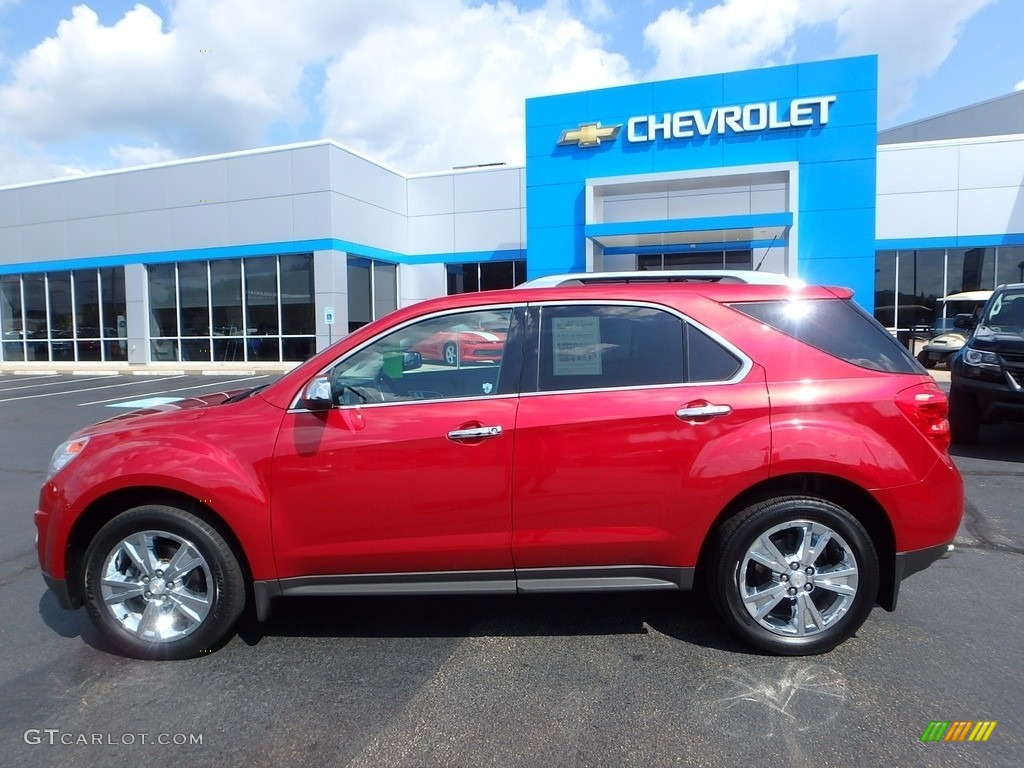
[410,324,506,365]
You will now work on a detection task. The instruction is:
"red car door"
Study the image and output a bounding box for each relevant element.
[511,303,772,581]
[270,307,522,581]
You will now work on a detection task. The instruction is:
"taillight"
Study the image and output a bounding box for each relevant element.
[895,383,950,453]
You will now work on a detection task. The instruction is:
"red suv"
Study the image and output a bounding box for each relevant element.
[35,281,962,658]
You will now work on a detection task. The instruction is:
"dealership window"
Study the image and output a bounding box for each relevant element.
[0,268,126,362]
[874,246,1024,332]
[147,254,315,362]
[638,251,753,271]
[446,260,527,294]
[347,257,398,333]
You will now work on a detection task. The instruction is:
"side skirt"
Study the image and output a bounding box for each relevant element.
[253,565,695,622]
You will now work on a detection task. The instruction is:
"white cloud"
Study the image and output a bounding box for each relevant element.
[318,2,632,171]
[831,0,997,121]
[0,0,631,180]
[1016,79,1024,91]
[109,142,177,167]
[642,0,995,123]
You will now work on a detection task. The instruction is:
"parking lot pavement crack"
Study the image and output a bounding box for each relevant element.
[0,559,40,588]
[960,499,1024,556]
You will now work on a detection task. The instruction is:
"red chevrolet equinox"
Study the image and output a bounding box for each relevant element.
[35,280,963,658]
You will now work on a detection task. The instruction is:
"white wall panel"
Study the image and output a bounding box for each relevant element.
[399,263,446,306]
[750,188,788,213]
[454,169,521,212]
[877,145,958,194]
[113,169,170,213]
[0,191,17,228]
[409,214,455,254]
[601,252,637,271]
[453,209,522,252]
[330,148,406,214]
[63,176,117,220]
[958,139,1024,190]
[167,204,231,249]
[226,151,294,201]
[226,197,294,244]
[408,175,454,216]
[292,192,333,241]
[65,216,118,257]
[603,196,668,223]
[957,188,1024,235]
[332,193,407,254]
[17,184,64,225]
[0,226,20,260]
[165,160,230,209]
[290,145,332,194]
[19,222,66,260]
[116,210,171,254]
[876,192,958,239]
[669,191,750,218]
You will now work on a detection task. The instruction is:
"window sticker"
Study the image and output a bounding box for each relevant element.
[552,316,602,375]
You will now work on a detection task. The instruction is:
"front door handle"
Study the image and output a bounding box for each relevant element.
[675,402,732,423]
[447,425,503,441]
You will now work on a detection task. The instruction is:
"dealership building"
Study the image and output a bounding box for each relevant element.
[1,55,1022,367]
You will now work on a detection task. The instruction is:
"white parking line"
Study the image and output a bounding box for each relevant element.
[80,375,272,406]
[0,377,182,404]
[0,375,118,394]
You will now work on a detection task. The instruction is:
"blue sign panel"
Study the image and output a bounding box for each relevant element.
[525,56,878,308]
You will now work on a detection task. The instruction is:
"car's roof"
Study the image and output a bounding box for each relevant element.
[517,270,800,288]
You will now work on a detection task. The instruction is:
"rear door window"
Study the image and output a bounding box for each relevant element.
[731,298,922,373]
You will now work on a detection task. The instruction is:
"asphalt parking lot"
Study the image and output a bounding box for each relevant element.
[0,372,1021,767]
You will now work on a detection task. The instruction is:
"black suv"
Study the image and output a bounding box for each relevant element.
[949,284,1024,444]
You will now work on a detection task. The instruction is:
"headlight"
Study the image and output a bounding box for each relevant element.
[47,437,90,480]
[963,347,1000,370]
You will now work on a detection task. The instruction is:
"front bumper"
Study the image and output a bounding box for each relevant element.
[42,572,81,610]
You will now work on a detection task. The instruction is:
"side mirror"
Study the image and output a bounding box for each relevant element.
[298,375,333,411]
[403,351,423,371]
[953,313,977,330]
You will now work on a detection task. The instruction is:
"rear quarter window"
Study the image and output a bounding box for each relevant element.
[730,298,923,374]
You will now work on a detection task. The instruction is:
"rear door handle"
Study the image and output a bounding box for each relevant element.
[675,403,732,423]
[447,425,503,441]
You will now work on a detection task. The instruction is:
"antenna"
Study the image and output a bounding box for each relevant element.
[754,231,781,271]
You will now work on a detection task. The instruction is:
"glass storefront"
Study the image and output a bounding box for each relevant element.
[0,268,127,362]
[347,256,398,332]
[874,246,1024,331]
[148,254,315,362]
[446,260,527,294]
[638,251,753,271]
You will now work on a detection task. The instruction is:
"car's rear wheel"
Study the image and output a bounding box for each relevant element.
[948,388,980,445]
[82,505,245,659]
[711,496,878,655]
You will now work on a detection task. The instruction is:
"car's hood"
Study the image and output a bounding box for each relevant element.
[72,388,252,437]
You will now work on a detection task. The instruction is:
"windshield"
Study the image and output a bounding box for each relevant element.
[978,290,1024,336]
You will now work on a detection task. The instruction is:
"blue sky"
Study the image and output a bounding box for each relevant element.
[0,0,1020,185]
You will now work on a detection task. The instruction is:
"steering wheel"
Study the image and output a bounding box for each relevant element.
[374,370,400,401]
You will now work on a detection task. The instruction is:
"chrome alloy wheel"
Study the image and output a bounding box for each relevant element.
[738,519,859,638]
[100,530,214,643]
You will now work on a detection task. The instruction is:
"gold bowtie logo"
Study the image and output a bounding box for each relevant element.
[557,122,622,148]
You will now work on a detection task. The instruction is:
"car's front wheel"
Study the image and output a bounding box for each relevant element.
[948,387,980,445]
[82,505,245,659]
[711,496,879,655]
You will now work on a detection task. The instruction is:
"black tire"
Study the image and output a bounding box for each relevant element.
[710,496,879,655]
[83,505,245,659]
[916,350,936,369]
[948,388,980,445]
[442,342,459,366]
